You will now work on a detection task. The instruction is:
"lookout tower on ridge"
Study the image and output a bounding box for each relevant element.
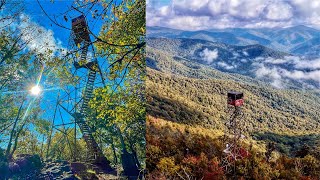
[70,15,112,170]
[227,91,244,107]
[72,15,90,45]
[222,91,249,176]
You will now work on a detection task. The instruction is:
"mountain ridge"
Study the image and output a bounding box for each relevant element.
[147,25,320,56]
[147,37,320,89]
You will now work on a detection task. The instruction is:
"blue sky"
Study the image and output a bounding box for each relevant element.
[147,0,320,30]
[23,0,103,49]
[24,1,71,47]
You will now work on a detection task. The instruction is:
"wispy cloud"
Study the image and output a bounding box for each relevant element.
[18,14,66,59]
[200,48,218,63]
[217,61,237,70]
[147,0,320,30]
[252,56,320,88]
[295,59,320,70]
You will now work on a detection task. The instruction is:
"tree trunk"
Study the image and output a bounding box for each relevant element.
[40,134,45,158]
[9,117,27,158]
[110,137,118,164]
[6,98,25,159]
[117,126,127,153]
[129,140,141,168]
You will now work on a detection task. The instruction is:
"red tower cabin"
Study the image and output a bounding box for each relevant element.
[227,91,244,106]
[72,15,90,45]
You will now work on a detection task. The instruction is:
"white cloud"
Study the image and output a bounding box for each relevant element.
[255,64,282,79]
[18,14,66,59]
[158,6,171,16]
[253,64,286,88]
[217,61,236,70]
[240,59,248,63]
[147,0,320,30]
[253,56,320,88]
[233,52,240,58]
[291,0,320,16]
[262,56,320,70]
[295,59,320,69]
[174,0,209,13]
[282,69,320,83]
[264,57,290,64]
[200,48,218,63]
[243,51,249,56]
[265,2,293,20]
[167,16,212,30]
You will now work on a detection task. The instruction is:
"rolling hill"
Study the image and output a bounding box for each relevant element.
[147,25,320,56]
[147,37,320,89]
[147,68,320,135]
[146,40,320,143]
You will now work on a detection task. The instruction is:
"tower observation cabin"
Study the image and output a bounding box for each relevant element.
[71,15,98,71]
[227,91,244,106]
[72,15,90,45]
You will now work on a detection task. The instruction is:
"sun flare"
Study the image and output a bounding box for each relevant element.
[30,85,41,95]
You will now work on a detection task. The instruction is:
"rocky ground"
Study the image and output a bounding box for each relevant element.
[37,160,121,179]
[37,160,76,179]
[1,154,123,180]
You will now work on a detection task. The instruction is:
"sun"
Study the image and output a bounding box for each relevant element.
[30,85,41,95]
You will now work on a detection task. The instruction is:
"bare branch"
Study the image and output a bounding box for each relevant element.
[36,0,71,31]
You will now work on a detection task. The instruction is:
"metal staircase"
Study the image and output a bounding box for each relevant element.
[75,69,111,168]
[78,70,98,158]
[71,15,112,171]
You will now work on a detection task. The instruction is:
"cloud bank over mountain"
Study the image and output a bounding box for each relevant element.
[252,56,320,89]
[147,0,320,30]
[200,48,218,63]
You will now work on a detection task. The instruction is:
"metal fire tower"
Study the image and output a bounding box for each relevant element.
[221,91,249,175]
[69,15,112,170]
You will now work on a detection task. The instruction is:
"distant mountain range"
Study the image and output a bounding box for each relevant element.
[147,37,320,89]
[147,25,320,57]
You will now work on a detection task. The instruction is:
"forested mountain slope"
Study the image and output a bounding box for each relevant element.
[146,39,320,150]
[147,68,320,135]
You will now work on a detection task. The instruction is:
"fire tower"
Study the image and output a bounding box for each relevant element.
[43,16,113,171]
[221,91,249,175]
[69,15,112,170]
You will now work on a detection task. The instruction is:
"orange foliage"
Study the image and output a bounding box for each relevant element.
[146,116,320,179]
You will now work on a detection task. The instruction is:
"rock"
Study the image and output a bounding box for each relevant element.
[56,160,69,165]
[50,168,62,176]
[8,162,20,173]
[14,154,42,173]
[15,158,28,172]
[2,154,43,179]
[70,162,87,174]
[39,160,78,180]
[60,165,71,172]
[45,162,56,169]
[61,173,78,180]
[0,161,9,179]
[4,154,79,180]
